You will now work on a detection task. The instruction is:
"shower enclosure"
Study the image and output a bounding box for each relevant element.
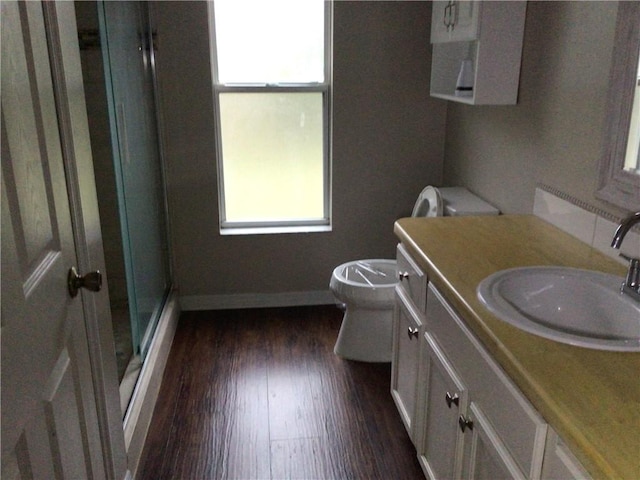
[76,0,172,414]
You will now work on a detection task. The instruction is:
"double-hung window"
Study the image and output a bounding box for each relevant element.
[209,0,332,234]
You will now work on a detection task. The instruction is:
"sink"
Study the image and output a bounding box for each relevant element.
[477,267,640,352]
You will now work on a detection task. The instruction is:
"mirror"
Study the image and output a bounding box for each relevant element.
[597,1,640,211]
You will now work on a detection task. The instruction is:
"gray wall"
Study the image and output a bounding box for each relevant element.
[155,1,446,302]
[443,1,627,218]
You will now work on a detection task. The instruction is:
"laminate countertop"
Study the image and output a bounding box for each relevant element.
[394,215,640,480]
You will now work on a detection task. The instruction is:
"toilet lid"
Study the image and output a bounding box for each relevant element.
[411,186,443,217]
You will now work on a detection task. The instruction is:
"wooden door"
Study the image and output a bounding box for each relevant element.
[1,2,125,478]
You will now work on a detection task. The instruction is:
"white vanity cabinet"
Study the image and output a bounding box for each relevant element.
[417,283,547,479]
[430,0,526,105]
[391,244,427,442]
[391,289,423,441]
[392,242,594,479]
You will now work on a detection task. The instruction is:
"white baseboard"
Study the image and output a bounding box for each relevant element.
[123,290,180,478]
[181,290,337,311]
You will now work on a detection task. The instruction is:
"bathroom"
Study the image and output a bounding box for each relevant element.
[146,3,638,477]
[2,0,638,479]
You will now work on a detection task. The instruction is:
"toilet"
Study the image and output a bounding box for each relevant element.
[330,186,499,362]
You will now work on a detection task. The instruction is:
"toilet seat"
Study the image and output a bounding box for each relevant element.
[411,185,443,217]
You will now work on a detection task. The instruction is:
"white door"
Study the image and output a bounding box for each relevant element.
[1,2,126,479]
[418,333,467,480]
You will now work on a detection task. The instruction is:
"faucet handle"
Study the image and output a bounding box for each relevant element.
[619,254,640,293]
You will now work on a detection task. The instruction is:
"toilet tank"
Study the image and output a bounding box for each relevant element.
[439,187,500,216]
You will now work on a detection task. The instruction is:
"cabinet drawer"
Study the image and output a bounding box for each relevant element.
[426,284,547,478]
[396,243,427,311]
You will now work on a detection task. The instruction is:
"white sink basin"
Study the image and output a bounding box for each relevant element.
[477,267,640,352]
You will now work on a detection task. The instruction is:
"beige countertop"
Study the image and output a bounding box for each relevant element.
[394,215,640,480]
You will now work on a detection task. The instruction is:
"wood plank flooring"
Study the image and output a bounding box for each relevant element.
[137,305,424,479]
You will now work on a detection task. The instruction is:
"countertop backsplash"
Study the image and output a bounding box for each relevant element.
[533,187,640,265]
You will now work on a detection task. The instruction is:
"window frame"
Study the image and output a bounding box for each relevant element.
[208,1,333,235]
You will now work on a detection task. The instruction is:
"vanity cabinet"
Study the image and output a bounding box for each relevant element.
[429,0,526,105]
[391,244,427,442]
[391,241,593,479]
[417,283,547,479]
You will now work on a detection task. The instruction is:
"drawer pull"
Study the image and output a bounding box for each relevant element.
[445,392,459,408]
[398,271,410,281]
[407,327,419,339]
[458,415,474,432]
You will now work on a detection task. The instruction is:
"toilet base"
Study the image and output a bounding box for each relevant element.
[333,305,394,362]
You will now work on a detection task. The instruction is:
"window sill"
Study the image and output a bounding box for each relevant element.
[219,224,332,236]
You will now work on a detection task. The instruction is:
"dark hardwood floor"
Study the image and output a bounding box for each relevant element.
[137,305,424,479]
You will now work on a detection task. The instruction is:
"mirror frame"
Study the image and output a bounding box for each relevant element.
[597,1,640,211]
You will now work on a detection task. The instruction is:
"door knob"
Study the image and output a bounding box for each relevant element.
[68,267,102,298]
[407,327,419,339]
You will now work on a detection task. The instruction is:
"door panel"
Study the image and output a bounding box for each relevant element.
[418,333,467,480]
[1,2,108,478]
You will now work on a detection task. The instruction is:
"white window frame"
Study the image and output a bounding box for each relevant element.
[208,1,333,235]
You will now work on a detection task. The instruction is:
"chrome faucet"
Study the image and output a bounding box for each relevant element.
[611,211,640,301]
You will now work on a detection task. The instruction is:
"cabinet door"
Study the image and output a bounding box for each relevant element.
[391,288,423,441]
[431,1,479,43]
[462,403,526,480]
[417,333,467,480]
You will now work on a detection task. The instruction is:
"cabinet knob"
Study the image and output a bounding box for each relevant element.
[407,327,419,340]
[398,271,410,281]
[443,0,458,31]
[445,392,460,408]
[458,415,474,433]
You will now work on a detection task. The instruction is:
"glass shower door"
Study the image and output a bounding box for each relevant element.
[99,1,171,360]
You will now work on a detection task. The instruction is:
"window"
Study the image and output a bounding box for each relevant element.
[209,0,332,234]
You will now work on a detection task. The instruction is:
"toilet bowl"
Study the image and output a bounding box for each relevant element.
[330,260,397,362]
[330,186,499,362]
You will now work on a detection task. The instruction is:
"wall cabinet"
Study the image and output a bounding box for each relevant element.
[430,1,527,105]
[431,1,479,43]
[392,243,593,479]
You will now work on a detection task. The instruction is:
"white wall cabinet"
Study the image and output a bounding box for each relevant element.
[392,243,592,479]
[431,1,479,43]
[430,1,527,105]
